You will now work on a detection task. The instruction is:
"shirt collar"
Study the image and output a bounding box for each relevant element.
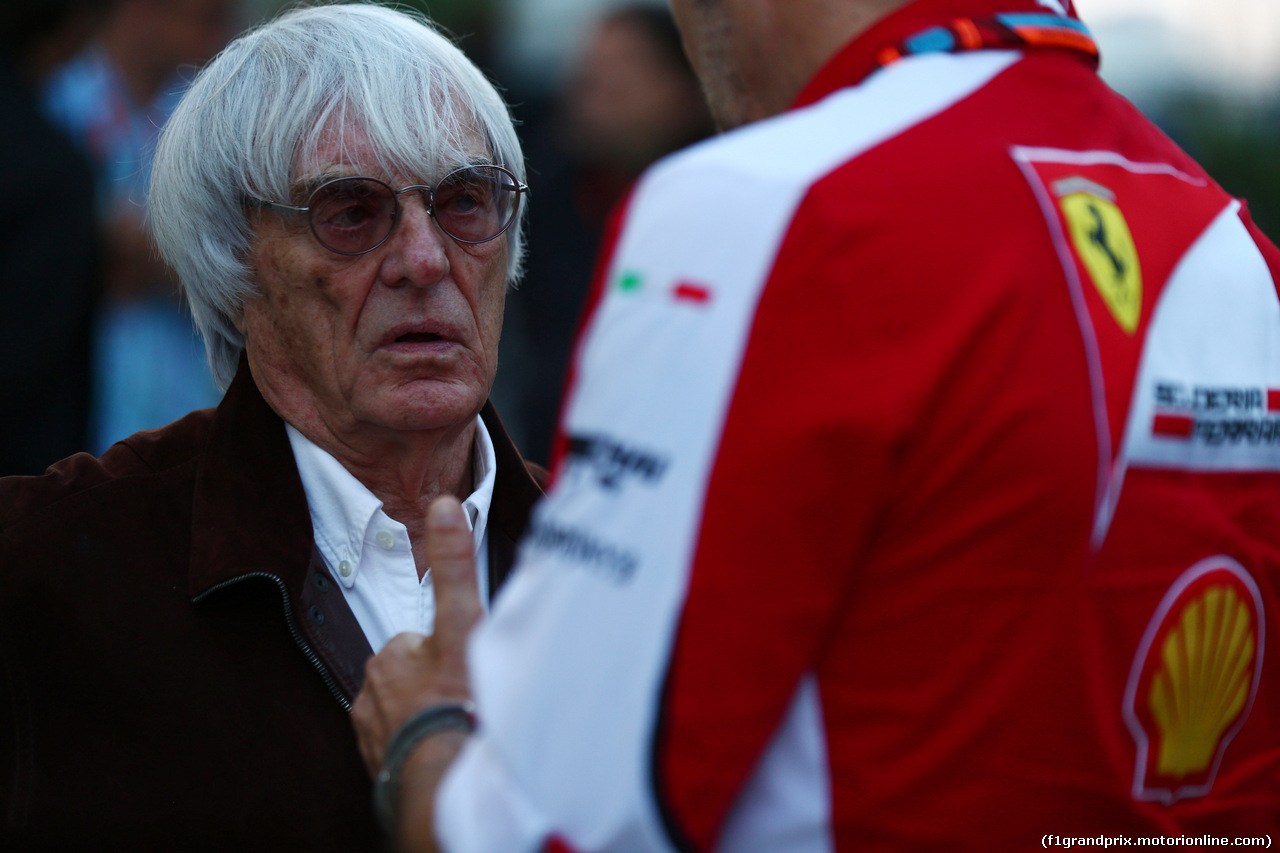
[465,415,497,551]
[792,0,1088,109]
[286,416,498,589]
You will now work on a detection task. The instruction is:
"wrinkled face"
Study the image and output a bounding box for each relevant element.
[240,121,509,441]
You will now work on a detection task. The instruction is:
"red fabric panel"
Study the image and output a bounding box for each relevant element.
[543,835,582,853]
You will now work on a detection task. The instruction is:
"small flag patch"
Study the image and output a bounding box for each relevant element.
[544,836,581,853]
[1152,414,1194,439]
[617,271,643,293]
[672,281,712,304]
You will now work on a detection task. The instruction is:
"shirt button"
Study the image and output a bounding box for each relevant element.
[376,530,396,549]
[338,560,353,577]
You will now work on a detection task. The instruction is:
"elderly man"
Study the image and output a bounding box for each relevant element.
[354,0,1280,850]
[0,4,542,849]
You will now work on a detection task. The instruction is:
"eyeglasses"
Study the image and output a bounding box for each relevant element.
[252,164,527,255]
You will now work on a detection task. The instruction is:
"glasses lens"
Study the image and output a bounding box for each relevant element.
[309,178,395,254]
[432,166,519,244]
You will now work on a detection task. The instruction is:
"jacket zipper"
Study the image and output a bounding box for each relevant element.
[192,572,352,712]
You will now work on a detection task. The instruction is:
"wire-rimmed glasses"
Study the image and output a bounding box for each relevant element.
[252,164,527,255]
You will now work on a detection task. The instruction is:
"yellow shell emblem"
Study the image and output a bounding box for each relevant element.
[1124,559,1264,803]
[1149,585,1255,776]
[1058,187,1142,334]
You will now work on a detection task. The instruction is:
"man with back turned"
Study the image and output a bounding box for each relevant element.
[355,0,1280,850]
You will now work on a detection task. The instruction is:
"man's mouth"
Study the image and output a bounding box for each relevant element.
[380,321,460,352]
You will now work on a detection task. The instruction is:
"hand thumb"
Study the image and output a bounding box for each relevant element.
[426,496,483,652]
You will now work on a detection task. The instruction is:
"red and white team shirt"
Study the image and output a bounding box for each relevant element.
[437,0,1280,850]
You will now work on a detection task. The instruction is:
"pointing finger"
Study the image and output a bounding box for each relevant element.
[426,496,483,661]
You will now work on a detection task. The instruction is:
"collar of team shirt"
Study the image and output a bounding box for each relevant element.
[285,418,497,652]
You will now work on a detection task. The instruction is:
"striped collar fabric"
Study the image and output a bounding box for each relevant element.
[873,11,1097,70]
[793,0,1095,109]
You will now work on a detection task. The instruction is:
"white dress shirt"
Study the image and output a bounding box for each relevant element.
[286,418,497,652]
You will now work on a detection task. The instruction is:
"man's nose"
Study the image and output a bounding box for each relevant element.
[379,190,450,287]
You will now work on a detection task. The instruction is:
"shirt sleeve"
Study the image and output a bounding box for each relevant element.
[435,734,554,853]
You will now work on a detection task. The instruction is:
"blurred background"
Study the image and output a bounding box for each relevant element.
[1076,0,1280,238]
[3,0,1277,475]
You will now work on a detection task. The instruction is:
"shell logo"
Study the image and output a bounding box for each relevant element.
[1123,557,1265,803]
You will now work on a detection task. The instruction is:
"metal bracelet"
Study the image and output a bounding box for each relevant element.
[373,700,477,834]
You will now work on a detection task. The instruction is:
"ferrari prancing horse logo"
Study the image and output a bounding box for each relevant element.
[1056,178,1143,334]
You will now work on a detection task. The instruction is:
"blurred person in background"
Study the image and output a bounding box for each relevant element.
[42,0,232,452]
[398,0,502,73]
[495,3,713,464]
[353,0,1280,849]
[0,5,543,849]
[0,0,114,475]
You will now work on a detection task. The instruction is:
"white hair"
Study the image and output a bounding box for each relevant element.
[149,2,527,390]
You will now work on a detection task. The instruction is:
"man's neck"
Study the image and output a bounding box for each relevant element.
[695,0,913,128]
[766,0,912,115]
[268,389,479,539]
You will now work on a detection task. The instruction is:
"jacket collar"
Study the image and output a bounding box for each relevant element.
[188,358,315,601]
[793,0,1089,109]
[481,401,547,594]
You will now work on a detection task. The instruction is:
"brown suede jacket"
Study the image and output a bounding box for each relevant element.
[0,360,546,851]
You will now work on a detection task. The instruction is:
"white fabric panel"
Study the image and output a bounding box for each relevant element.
[1121,201,1280,469]
[713,675,834,853]
[437,735,555,853]
[1097,202,1280,541]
